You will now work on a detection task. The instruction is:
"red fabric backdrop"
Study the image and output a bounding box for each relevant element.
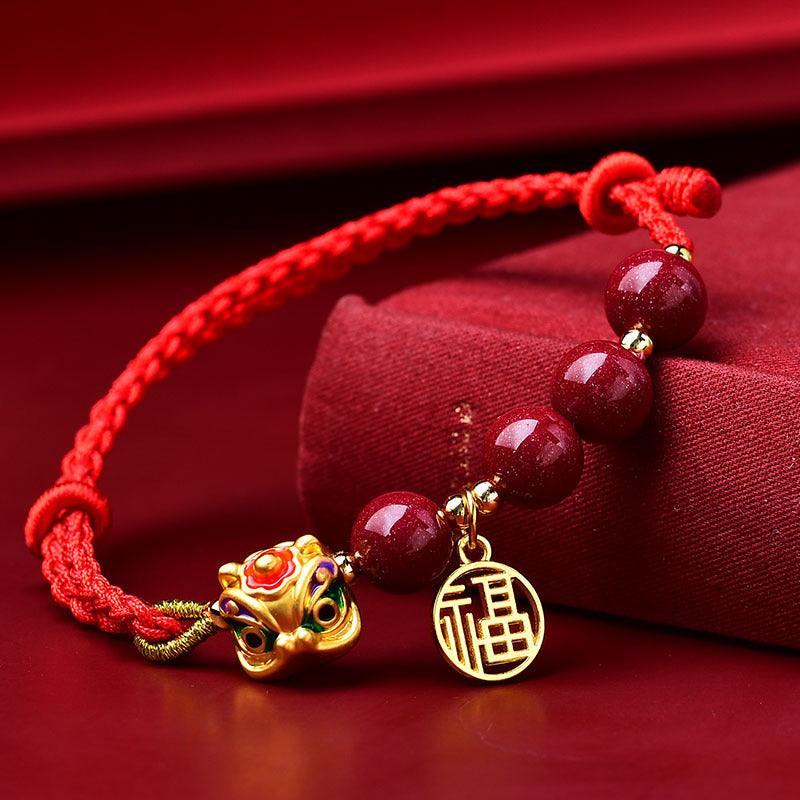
[5,4,800,791]
[299,162,800,648]
[2,1,800,203]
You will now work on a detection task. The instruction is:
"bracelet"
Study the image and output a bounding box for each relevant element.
[25,151,721,683]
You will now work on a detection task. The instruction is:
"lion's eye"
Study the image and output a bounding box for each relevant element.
[312,597,341,628]
[237,625,273,653]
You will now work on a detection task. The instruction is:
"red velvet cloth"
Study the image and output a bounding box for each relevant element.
[2,1,800,203]
[300,162,800,648]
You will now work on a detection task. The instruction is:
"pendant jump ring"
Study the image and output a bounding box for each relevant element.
[462,488,479,550]
[457,534,492,564]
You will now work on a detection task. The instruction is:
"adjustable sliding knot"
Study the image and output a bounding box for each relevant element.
[579,152,722,249]
[25,481,111,556]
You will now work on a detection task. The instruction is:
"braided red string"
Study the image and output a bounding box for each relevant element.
[26,152,721,645]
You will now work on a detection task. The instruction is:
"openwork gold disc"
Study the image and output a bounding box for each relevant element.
[433,538,544,681]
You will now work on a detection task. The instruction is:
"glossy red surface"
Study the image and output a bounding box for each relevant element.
[483,406,584,508]
[605,249,708,350]
[550,341,654,443]
[350,491,452,593]
[5,150,800,797]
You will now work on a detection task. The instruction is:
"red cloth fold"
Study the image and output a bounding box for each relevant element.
[3,2,800,203]
[299,162,800,648]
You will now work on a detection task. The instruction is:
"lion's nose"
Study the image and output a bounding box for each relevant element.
[275,629,315,655]
[275,632,298,655]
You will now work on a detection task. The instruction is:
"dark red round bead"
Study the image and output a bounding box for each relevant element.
[350,491,453,593]
[483,406,583,508]
[550,340,653,443]
[605,248,707,350]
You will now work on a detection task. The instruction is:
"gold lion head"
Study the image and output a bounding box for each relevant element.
[212,535,361,680]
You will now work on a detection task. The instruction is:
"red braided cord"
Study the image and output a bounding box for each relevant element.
[26,152,721,645]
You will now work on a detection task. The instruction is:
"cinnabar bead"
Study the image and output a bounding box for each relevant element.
[605,248,707,350]
[350,491,453,593]
[550,341,653,443]
[483,406,583,508]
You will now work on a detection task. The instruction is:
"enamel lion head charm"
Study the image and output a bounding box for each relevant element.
[211,534,361,680]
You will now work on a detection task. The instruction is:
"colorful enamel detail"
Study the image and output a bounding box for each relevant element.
[212,535,361,681]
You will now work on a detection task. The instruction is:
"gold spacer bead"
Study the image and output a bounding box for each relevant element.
[443,493,468,525]
[440,480,502,531]
[472,479,502,514]
[664,244,693,263]
[620,329,654,360]
[333,551,359,584]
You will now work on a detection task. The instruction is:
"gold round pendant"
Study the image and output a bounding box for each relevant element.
[433,536,544,681]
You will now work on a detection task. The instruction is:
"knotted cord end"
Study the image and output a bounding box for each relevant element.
[579,152,722,249]
[652,166,722,218]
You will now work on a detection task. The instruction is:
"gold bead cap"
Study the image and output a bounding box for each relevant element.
[664,244,693,263]
[620,329,654,360]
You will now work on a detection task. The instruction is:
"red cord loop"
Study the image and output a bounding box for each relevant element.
[26,152,721,644]
[25,482,110,556]
[579,152,657,234]
[579,152,723,250]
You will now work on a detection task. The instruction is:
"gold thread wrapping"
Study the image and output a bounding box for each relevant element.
[133,600,216,662]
